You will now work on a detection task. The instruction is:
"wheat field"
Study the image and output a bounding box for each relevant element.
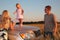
[24,24,60,40]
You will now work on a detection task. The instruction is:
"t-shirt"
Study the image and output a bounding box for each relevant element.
[44,13,56,32]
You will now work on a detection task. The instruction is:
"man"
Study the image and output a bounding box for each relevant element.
[44,5,57,40]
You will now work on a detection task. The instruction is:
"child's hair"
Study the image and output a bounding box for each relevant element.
[45,5,51,10]
[16,3,20,6]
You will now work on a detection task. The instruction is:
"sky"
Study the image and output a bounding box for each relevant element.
[0,0,60,22]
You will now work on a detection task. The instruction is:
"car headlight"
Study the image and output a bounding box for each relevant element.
[20,33,26,39]
[20,30,35,39]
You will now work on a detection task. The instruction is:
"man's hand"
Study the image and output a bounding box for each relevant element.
[53,28,57,37]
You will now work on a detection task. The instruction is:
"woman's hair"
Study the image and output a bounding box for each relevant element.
[2,10,9,18]
[2,10,10,23]
[1,10,11,29]
[2,10,8,14]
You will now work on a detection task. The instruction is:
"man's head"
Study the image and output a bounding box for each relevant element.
[16,3,21,9]
[44,5,51,14]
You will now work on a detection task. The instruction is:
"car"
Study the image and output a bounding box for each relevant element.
[0,28,8,40]
[8,25,41,40]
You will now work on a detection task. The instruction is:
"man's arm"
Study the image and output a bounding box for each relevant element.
[53,14,57,33]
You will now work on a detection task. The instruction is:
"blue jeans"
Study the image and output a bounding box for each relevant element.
[44,32,54,40]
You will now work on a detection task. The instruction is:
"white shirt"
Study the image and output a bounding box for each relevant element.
[16,8,23,19]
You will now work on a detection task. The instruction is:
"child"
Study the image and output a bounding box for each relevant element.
[14,3,24,29]
[1,10,11,30]
[44,5,57,40]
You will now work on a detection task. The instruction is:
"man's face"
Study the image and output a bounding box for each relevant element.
[44,8,50,14]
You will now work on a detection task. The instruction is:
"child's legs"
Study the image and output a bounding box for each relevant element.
[18,19,23,27]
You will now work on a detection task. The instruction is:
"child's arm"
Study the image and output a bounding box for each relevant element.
[14,10,17,14]
[22,9,24,15]
[20,9,24,15]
